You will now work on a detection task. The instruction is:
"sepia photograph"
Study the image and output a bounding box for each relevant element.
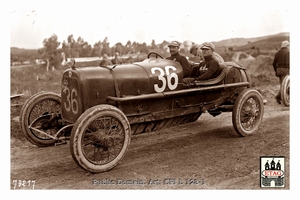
[6,0,298,198]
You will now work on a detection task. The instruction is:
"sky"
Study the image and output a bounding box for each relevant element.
[9,0,291,49]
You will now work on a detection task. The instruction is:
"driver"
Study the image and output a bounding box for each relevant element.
[166,41,191,78]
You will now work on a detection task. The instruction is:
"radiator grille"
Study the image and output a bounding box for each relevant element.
[61,77,83,123]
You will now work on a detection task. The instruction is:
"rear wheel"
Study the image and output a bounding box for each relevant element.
[19,92,62,146]
[70,104,131,173]
[281,75,290,107]
[232,89,264,136]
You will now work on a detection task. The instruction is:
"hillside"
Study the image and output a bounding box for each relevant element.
[10,47,40,65]
[213,32,289,50]
[10,47,39,55]
[233,33,290,52]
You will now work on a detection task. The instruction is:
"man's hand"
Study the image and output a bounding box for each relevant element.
[183,78,196,84]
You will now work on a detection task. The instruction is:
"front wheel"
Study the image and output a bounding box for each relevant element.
[70,105,131,173]
[19,92,62,147]
[281,75,290,107]
[232,89,264,136]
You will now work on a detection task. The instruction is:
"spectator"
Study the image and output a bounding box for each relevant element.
[189,45,202,64]
[99,54,112,67]
[272,40,290,104]
[112,52,123,65]
[166,41,191,78]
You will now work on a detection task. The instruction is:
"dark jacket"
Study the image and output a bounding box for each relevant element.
[196,55,222,80]
[166,52,191,78]
[273,47,289,71]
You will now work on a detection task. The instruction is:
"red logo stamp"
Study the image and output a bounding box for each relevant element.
[260,156,285,187]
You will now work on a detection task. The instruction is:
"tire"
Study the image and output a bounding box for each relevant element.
[70,104,131,173]
[281,75,290,107]
[19,92,61,147]
[232,89,264,136]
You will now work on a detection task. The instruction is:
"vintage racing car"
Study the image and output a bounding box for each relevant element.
[19,52,264,173]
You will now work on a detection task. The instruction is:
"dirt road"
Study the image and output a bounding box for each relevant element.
[10,93,289,190]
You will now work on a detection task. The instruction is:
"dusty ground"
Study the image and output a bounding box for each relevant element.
[10,85,290,190]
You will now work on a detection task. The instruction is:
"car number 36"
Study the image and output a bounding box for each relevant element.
[151,66,178,93]
[63,87,79,114]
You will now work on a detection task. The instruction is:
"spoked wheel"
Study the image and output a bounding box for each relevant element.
[19,92,63,146]
[281,75,290,107]
[70,104,131,173]
[232,89,264,136]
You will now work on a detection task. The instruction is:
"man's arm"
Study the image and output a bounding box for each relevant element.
[196,67,216,81]
[286,51,290,69]
[179,56,191,78]
[272,52,277,72]
[196,61,219,81]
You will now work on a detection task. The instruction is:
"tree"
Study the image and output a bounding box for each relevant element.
[61,40,69,58]
[139,42,148,54]
[101,37,111,56]
[67,34,76,58]
[113,42,123,55]
[151,39,156,49]
[10,47,39,65]
[92,41,103,57]
[124,40,132,54]
[75,37,92,57]
[80,42,92,57]
[159,40,169,49]
[38,34,61,70]
[131,41,137,54]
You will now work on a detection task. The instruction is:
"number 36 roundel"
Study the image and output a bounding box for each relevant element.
[151,66,178,93]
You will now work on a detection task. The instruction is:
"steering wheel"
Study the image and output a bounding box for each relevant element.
[147,51,164,59]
